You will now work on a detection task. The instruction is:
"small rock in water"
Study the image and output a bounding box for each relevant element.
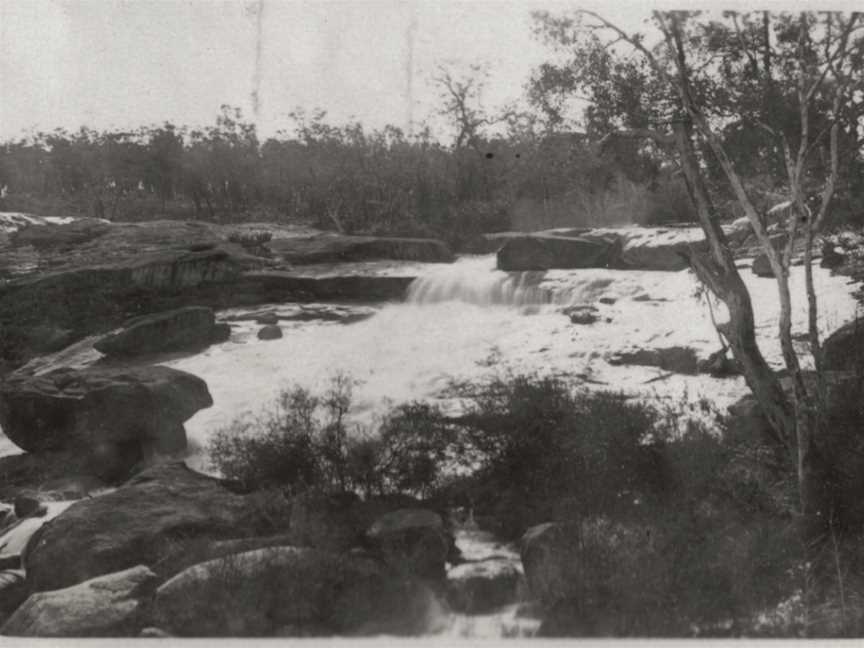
[561,305,598,325]
[257,325,283,340]
[255,312,280,325]
[14,496,46,519]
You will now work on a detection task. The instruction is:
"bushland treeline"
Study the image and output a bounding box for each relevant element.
[0,105,694,250]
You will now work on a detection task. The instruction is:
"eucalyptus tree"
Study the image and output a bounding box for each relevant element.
[531,9,864,551]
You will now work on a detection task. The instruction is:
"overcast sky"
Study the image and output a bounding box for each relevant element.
[0,0,854,141]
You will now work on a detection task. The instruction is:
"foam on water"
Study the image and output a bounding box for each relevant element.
[161,254,860,473]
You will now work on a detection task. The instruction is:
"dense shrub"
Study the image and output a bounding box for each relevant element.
[208,377,459,498]
[444,374,666,537]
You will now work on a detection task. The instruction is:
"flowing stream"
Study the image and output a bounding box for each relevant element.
[166,254,860,472]
[1,246,860,638]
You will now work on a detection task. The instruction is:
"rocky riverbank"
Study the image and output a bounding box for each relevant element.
[2,212,863,637]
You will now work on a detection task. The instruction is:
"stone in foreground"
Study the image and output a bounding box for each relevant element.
[153,546,439,636]
[0,366,212,472]
[1,566,157,637]
[24,463,284,592]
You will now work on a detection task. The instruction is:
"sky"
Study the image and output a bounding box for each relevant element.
[0,0,857,141]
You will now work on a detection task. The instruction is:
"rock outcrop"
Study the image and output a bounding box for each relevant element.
[94,306,229,357]
[0,451,108,502]
[608,346,699,375]
[152,546,439,636]
[0,366,211,476]
[10,218,110,250]
[822,317,864,371]
[1,566,158,637]
[497,234,621,271]
[23,463,285,592]
[257,324,283,340]
[447,558,522,614]
[520,522,581,606]
[366,508,450,580]
[267,234,454,265]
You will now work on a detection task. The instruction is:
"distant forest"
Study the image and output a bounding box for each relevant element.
[0,101,703,250]
[1,90,862,252]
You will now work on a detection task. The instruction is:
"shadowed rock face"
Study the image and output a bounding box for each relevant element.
[0,366,212,469]
[497,234,621,271]
[94,306,225,357]
[152,545,440,637]
[1,565,158,637]
[267,234,455,265]
[10,218,111,250]
[608,346,700,375]
[822,317,864,371]
[23,463,286,592]
[0,219,450,370]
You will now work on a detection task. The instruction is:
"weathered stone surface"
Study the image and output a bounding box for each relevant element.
[257,324,283,340]
[267,234,454,265]
[366,508,449,580]
[823,317,864,371]
[615,228,695,271]
[751,233,789,277]
[561,305,598,325]
[608,346,699,375]
[497,234,621,271]
[153,547,439,636]
[520,522,582,606]
[821,241,846,269]
[0,451,108,502]
[1,565,158,637]
[10,218,110,250]
[0,366,211,464]
[235,272,415,302]
[696,348,741,377]
[447,558,522,613]
[94,306,223,357]
[24,463,285,592]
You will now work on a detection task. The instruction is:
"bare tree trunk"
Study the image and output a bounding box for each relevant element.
[672,121,794,448]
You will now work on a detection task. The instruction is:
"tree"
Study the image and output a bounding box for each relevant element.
[531,9,864,567]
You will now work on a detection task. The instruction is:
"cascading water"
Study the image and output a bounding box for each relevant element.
[407,255,630,308]
[406,256,553,307]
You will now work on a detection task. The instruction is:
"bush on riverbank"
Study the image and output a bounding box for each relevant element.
[207,371,864,636]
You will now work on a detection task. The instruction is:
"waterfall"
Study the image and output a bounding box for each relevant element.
[405,255,619,307]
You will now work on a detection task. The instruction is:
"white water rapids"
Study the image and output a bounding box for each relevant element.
[153,254,860,471]
[0,245,860,638]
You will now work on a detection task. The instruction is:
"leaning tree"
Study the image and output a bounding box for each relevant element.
[531,9,864,556]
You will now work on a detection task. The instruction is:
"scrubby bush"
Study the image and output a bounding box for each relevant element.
[208,376,459,498]
[445,374,667,537]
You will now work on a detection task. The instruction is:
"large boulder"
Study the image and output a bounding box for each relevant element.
[94,306,228,357]
[497,234,621,271]
[608,346,699,375]
[614,227,699,271]
[23,463,287,592]
[520,522,582,606]
[822,318,864,371]
[366,508,449,580]
[234,272,416,302]
[153,546,440,636]
[447,558,523,614]
[751,233,788,278]
[1,566,158,637]
[0,366,212,474]
[0,451,108,502]
[10,218,111,250]
[257,324,283,340]
[267,234,454,265]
